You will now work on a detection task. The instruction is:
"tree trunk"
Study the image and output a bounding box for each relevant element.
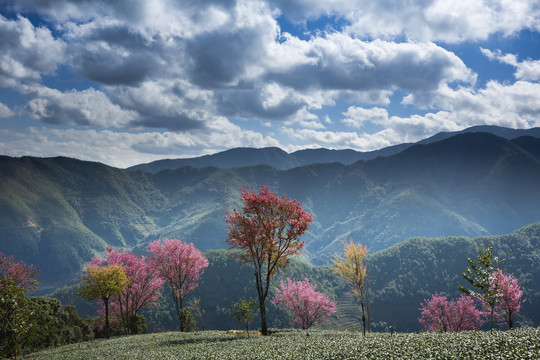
[366,277,371,333]
[490,307,494,333]
[104,299,110,339]
[254,267,269,336]
[360,300,366,336]
[172,288,184,332]
[259,297,268,335]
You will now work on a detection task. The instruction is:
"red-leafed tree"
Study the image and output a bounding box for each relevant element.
[147,238,209,332]
[491,269,524,330]
[226,185,313,335]
[419,293,484,332]
[272,278,337,330]
[0,252,39,290]
[91,246,164,335]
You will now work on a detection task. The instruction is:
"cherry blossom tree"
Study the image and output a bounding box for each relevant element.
[0,252,39,290]
[273,278,337,330]
[419,293,484,332]
[147,238,209,332]
[92,246,164,335]
[491,269,524,329]
[226,185,313,335]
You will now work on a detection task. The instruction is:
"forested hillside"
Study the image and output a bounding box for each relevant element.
[2,131,540,286]
[51,223,540,331]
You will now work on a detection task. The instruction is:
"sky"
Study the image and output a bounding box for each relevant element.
[0,0,540,168]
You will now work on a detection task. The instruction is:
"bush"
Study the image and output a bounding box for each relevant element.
[26,297,94,351]
[94,313,148,338]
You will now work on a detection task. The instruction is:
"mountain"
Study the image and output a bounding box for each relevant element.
[128,125,540,172]
[0,156,164,285]
[2,132,540,286]
[418,125,540,145]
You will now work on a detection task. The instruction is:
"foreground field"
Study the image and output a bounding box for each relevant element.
[26,328,540,360]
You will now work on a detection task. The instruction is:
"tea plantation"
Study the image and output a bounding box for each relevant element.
[25,328,540,360]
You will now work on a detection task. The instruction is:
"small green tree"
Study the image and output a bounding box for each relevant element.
[231,297,257,337]
[179,307,197,332]
[78,264,129,339]
[458,244,504,332]
[188,297,205,331]
[0,277,36,359]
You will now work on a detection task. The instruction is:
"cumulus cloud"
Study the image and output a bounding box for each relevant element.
[0,122,282,168]
[21,85,138,127]
[482,48,540,82]
[0,102,13,117]
[2,1,477,129]
[0,0,539,167]
[0,15,64,86]
[266,35,475,92]
[291,77,540,153]
[270,0,540,43]
[342,107,389,129]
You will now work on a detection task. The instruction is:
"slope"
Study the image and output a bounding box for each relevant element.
[50,223,540,332]
[0,156,164,283]
[2,132,540,286]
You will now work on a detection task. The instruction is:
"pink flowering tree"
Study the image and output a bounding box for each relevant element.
[419,293,484,332]
[491,269,524,329]
[273,278,337,330]
[0,252,39,290]
[226,185,313,335]
[91,246,164,335]
[147,238,209,332]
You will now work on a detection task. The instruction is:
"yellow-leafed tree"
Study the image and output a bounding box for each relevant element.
[332,239,370,335]
[78,264,129,339]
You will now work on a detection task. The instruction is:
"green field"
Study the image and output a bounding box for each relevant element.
[25,328,540,360]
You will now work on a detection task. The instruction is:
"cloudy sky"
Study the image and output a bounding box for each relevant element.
[1,0,539,168]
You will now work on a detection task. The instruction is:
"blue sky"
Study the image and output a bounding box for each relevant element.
[0,0,539,168]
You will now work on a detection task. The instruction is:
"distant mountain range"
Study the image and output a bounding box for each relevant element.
[128,125,540,172]
[2,126,540,288]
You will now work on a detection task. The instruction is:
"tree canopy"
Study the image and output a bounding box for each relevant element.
[226,185,313,335]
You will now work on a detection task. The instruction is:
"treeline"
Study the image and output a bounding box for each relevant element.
[50,249,344,332]
[49,222,540,333]
[3,222,539,357]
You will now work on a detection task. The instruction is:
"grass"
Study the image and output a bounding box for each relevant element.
[24,327,540,360]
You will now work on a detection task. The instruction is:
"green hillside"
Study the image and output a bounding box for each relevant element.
[2,132,540,286]
[0,156,163,283]
[50,223,540,331]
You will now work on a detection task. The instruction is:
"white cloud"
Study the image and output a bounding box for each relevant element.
[271,0,540,43]
[0,15,64,86]
[0,121,282,168]
[0,102,13,117]
[1,0,539,166]
[290,78,540,153]
[342,107,389,129]
[267,34,475,93]
[482,48,540,82]
[3,3,476,129]
[515,60,540,82]
[21,85,138,128]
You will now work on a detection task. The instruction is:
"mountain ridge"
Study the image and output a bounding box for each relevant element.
[128,125,540,173]
[2,131,540,286]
